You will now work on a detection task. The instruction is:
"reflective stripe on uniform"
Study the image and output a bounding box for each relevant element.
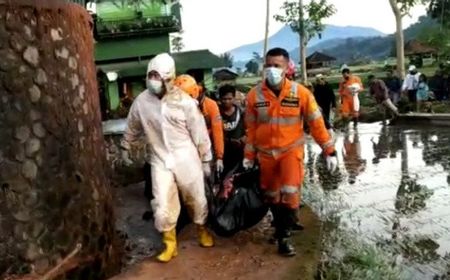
[321,140,334,150]
[257,116,301,125]
[255,82,301,125]
[255,84,269,122]
[264,190,279,198]
[307,109,322,121]
[280,185,299,194]
[290,82,298,98]
[256,137,305,157]
[245,144,256,153]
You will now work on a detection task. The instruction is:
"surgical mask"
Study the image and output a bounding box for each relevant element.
[265,67,284,86]
[147,79,163,95]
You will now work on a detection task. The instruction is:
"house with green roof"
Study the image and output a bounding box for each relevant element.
[68,0,226,120]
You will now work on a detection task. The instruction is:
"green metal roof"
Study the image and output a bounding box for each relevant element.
[94,35,170,62]
[173,50,226,73]
[97,49,226,78]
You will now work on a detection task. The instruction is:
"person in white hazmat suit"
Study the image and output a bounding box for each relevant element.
[120,53,214,263]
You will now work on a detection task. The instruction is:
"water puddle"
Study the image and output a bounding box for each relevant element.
[304,123,450,279]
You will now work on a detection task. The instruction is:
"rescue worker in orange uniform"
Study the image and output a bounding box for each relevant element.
[338,65,363,127]
[243,48,338,256]
[174,75,225,175]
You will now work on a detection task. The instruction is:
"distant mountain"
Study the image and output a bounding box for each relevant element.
[288,15,437,64]
[230,25,385,63]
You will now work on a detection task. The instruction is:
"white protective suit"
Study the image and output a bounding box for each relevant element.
[121,53,212,232]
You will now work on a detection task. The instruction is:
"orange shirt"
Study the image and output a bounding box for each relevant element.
[201,97,224,159]
[244,80,334,160]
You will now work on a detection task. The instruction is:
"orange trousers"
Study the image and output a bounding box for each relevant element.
[258,148,304,209]
[340,96,359,118]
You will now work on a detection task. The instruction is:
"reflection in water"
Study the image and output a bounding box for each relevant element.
[342,129,366,185]
[304,123,450,279]
[395,132,434,216]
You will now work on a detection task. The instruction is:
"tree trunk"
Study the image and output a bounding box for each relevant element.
[0,0,120,278]
[395,15,406,79]
[300,35,308,83]
[389,0,406,78]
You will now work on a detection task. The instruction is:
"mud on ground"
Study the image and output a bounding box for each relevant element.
[112,183,322,280]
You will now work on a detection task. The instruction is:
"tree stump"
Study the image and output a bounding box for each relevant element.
[0,1,120,278]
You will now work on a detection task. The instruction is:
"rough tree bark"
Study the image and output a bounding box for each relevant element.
[0,0,120,279]
[389,0,406,79]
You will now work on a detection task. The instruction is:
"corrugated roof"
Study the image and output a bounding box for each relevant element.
[405,40,437,55]
[94,35,170,62]
[97,49,226,78]
[306,51,336,63]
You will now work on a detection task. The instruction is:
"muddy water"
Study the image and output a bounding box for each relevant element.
[304,123,450,279]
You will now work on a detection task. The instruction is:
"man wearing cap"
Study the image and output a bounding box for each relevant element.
[313,74,336,135]
[402,65,421,104]
[338,65,363,127]
[121,53,215,263]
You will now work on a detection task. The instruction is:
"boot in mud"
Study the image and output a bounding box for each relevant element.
[291,222,305,231]
[278,238,296,257]
[291,208,304,231]
[353,117,359,128]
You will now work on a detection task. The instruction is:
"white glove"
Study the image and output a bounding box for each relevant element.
[121,149,133,166]
[216,159,224,174]
[242,158,254,170]
[326,155,338,173]
[202,162,212,177]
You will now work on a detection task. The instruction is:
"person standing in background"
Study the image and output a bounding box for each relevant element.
[384,69,402,104]
[338,65,363,127]
[313,74,336,135]
[402,65,421,104]
[218,84,246,177]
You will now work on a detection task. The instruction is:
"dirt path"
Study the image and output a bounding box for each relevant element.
[112,184,322,280]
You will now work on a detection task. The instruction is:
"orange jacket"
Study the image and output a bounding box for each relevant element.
[338,75,364,99]
[245,80,335,161]
[201,97,224,159]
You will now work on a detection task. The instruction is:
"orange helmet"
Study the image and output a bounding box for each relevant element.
[174,74,200,99]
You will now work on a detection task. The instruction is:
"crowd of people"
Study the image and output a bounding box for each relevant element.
[118,46,450,264]
[120,47,338,262]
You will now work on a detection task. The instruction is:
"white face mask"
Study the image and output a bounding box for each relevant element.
[265,67,284,87]
[147,79,163,95]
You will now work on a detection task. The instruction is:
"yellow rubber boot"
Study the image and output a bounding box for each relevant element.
[156,229,178,262]
[197,225,214,248]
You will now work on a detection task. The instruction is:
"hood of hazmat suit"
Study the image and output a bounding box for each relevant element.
[121,53,212,232]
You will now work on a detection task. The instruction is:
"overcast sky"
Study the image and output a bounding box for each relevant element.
[179,0,427,54]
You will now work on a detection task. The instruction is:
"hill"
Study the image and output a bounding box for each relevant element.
[230,25,385,63]
[288,15,437,64]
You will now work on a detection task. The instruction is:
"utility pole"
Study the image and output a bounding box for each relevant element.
[299,0,307,83]
[262,0,270,79]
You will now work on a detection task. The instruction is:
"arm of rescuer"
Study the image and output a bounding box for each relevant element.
[355,76,364,92]
[243,88,257,161]
[121,101,144,151]
[185,98,213,163]
[301,86,336,156]
[120,101,144,164]
[207,99,225,160]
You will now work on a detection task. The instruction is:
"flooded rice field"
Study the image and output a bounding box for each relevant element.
[304,123,450,279]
